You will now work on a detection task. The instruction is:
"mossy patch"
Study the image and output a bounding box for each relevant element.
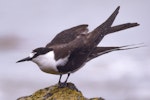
[17,83,104,100]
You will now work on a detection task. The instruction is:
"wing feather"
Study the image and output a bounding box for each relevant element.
[46,24,88,47]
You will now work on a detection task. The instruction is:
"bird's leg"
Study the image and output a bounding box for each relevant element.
[58,74,62,84]
[64,73,70,84]
[58,73,70,88]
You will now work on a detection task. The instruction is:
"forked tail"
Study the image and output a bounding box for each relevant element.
[87,43,145,62]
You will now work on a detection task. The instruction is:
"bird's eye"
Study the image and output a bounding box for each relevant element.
[29,52,37,58]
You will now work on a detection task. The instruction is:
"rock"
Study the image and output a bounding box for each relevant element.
[17,82,104,100]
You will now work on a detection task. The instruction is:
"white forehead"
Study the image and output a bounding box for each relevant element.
[29,52,37,58]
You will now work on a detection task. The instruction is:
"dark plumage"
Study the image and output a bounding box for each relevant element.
[17,6,141,86]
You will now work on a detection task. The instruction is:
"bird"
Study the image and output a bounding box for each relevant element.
[17,6,141,86]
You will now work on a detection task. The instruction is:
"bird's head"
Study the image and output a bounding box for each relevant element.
[16,47,53,63]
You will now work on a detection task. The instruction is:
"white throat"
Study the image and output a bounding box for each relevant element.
[31,51,69,74]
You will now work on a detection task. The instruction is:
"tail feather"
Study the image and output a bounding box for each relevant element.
[87,43,144,62]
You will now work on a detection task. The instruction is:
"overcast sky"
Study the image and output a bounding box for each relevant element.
[0,0,150,100]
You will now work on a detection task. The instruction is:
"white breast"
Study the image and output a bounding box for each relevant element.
[32,51,69,74]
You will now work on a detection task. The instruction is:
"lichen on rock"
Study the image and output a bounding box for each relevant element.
[17,83,104,100]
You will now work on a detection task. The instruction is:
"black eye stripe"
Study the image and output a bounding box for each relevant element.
[32,47,53,58]
[32,53,39,59]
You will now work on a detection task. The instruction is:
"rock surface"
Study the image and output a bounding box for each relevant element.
[17,83,104,100]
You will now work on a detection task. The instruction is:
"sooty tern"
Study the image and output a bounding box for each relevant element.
[17,6,141,86]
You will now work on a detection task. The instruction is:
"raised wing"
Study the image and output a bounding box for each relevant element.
[46,24,88,47]
[87,6,139,48]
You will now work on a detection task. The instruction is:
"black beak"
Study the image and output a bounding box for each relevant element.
[16,57,32,63]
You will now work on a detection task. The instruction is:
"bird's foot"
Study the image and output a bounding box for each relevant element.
[58,82,68,88]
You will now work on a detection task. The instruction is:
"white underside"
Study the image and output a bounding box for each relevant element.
[31,51,69,74]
